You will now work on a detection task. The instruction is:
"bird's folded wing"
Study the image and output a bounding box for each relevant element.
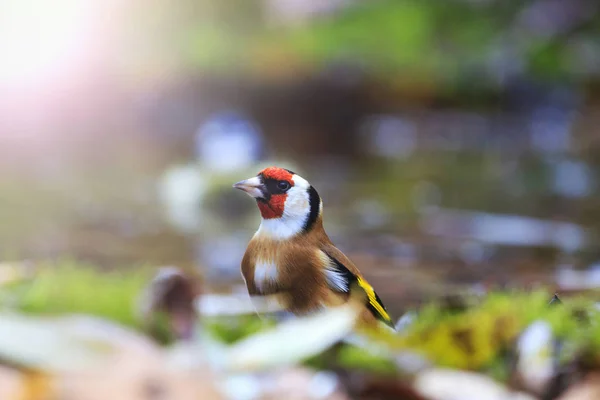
[319,246,394,328]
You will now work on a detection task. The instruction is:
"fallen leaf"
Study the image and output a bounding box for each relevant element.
[414,368,536,400]
[223,300,362,372]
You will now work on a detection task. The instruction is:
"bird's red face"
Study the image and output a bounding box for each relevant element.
[255,167,295,219]
[234,166,322,239]
[233,166,296,219]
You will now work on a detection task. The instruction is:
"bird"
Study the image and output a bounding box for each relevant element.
[233,166,395,330]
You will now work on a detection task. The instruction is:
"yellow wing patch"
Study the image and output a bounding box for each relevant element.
[321,250,393,328]
[357,277,392,324]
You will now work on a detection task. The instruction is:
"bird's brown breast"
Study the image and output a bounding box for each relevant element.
[240,227,344,314]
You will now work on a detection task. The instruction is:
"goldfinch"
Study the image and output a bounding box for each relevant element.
[233,166,394,330]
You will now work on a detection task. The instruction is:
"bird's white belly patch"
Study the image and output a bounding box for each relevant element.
[254,260,279,292]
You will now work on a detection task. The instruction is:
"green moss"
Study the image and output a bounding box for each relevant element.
[336,345,398,375]
[203,314,275,344]
[362,290,600,372]
[0,260,152,330]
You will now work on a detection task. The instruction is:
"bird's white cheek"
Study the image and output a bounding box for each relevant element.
[283,187,310,219]
[284,198,308,216]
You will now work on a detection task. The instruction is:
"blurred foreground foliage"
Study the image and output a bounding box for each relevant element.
[0,261,152,329]
[2,262,600,381]
[388,290,599,371]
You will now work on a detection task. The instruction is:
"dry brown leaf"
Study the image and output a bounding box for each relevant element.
[0,366,25,400]
[557,373,600,400]
[0,367,54,400]
[56,345,222,400]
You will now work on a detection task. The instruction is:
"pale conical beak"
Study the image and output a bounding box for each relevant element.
[233,176,265,198]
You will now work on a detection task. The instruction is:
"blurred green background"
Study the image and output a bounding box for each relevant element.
[1,0,600,314]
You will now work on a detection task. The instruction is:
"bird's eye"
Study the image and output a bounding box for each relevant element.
[277,181,290,191]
